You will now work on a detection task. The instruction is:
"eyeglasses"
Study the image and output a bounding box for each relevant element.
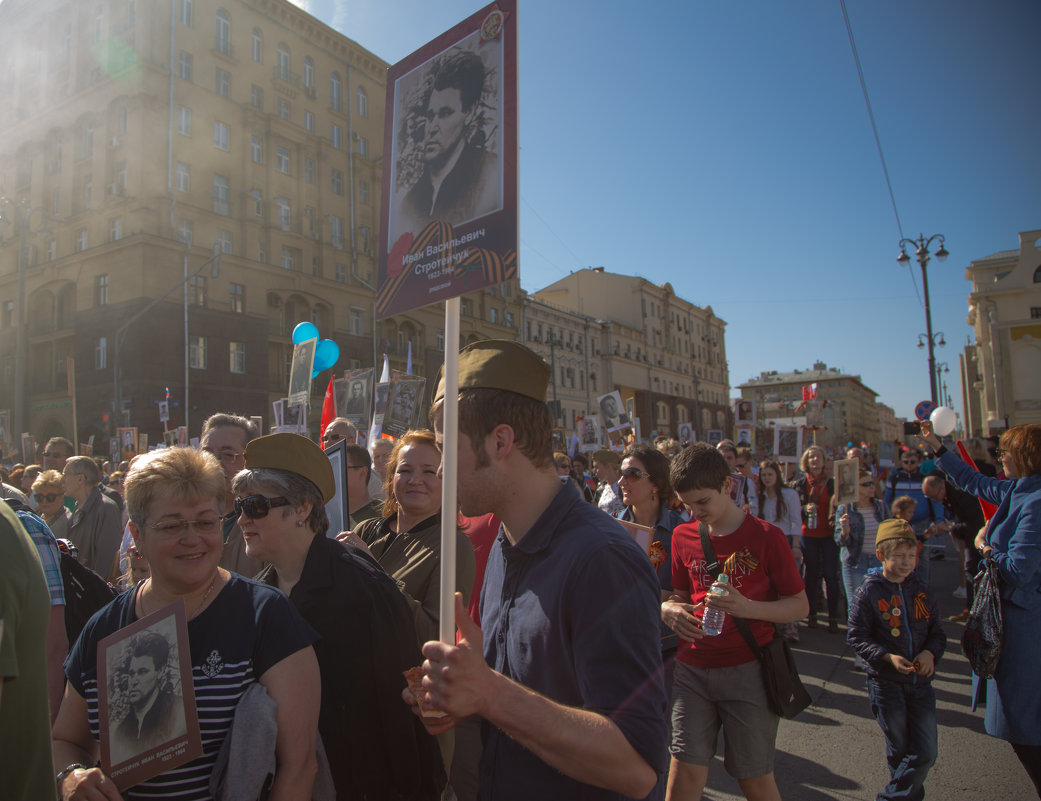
[203,449,243,464]
[35,493,63,503]
[859,481,875,487]
[994,448,1006,459]
[620,467,650,480]
[232,494,291,519]
[148,516,222,535]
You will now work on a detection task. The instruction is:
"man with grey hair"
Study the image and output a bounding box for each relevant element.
[63,455,123,577]
[200,413,264,576]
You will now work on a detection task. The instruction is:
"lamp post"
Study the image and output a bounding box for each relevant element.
[897,234,949,405]
[0,198,50,440]
[935,361,952,407]
[112,246,221,437]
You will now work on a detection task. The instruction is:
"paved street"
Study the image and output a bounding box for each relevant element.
[697,544,1036,800]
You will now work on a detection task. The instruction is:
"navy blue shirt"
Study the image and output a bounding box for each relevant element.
[617,505,683,653]
[479,481,668,801]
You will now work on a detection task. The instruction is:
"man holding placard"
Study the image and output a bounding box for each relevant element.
[410,340,667,800]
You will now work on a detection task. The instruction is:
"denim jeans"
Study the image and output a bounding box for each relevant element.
[841,551,880,614]
[868,679,938,801]
[802,536,841,620]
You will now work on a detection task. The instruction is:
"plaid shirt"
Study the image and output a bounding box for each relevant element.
[15,509,66,606]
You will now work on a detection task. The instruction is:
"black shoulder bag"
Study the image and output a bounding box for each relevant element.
[698,526,812,719]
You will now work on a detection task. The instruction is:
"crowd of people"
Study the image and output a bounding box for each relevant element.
[2,340,1039,801]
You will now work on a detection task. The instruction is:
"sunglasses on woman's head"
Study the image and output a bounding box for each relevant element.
[232,494,291,520]
[620,467,650,480]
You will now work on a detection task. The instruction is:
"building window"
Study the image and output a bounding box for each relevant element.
[189,275,206,306]
[53,189,61,216]
[356,86,367,117]
[177,50,192,81]
[251,188,262,215]
[189,336,207,369]
[251,85,263,109]
[47,241,56,261]
[276,198,290,230]
[96,274,109,305]
[356,137,368,157]
[276,147,289,174]
[2,301,13,327]
[251,28,262,62]
[177,106,191,136]
[304,111,314,132]
[110,219,122,242]
[331,169,343,195]
[335,263,347,283]
[83,175,93,208]
[359,226,370,254]
[331,216,343,248]
[277,98,290,120]
[330,72,341,111]
[312,257,321,277]
[304,57,314,88]
[1031,307,1041,319]
[490,308,498,324]
[76,229,88,252]
[179,0,192,25]
[95,337,107,369]
[1034,266,1041,283]
[215,9,231,55]
[213,174,229,214]
[215,68,230,98]
[250,137,262,163]
[276,43,289,80]
[330,124,341,149]
[304,158,314,183]
[281,247,294,271]
[359,180,369,205]
[214,122,229,150]
[229,282,245,312]
[229,341,245,373]
[349,308,363,335]
[217,229,232,254]
[177,220,193,246]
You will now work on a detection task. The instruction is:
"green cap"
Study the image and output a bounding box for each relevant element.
[243,433,335,503]
[875,518,916,548]
[434,339,550,404]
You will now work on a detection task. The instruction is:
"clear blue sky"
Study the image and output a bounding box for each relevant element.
[299,0,1040,428]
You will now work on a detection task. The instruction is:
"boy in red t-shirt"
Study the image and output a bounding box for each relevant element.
[662,444,808,801]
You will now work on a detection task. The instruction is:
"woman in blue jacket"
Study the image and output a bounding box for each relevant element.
[920,421,1041,795]
[835,467,890,609]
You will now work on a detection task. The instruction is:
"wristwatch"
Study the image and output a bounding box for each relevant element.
[56,762,87,793]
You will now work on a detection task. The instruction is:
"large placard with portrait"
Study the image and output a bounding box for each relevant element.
[97,600,201,790]
[378,0,518,318]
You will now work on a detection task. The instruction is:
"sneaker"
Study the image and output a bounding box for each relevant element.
[953,586,967,599]
[948,609,970,623]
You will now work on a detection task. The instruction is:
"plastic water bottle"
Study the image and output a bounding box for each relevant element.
[806,502,818,530]
[701,574,730,636]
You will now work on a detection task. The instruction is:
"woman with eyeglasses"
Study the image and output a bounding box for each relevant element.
[758,460,804,642]
[233,433,445,800]
[32,468,72,541]
[920,421,1041,794]
[616,444,684,688]
[54,446,321,801]
[835,467,889,664]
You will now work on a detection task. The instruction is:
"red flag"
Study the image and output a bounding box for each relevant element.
[802,385,811,403]
[320,375,335,447]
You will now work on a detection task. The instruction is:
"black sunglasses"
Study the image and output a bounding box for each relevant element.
[620,466,650,480]
[232,494,291,520]
[36,492,63,503]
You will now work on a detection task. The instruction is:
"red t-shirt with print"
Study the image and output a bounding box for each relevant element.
[671,513,805,668]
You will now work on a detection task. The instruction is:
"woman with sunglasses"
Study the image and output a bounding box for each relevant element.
[835,467,888,664]
[758,460,804,642]
[32,468,72,541]
[233,433,445,801]
[54,446,321,801]
[616,444,683,687]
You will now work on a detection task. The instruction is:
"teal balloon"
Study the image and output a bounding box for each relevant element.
[314,339,339,372]
[292,322,319,345]
[312,369,320,379]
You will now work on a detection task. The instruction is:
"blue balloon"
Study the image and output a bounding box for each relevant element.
[292,321,319,345]
[314,339,340,372]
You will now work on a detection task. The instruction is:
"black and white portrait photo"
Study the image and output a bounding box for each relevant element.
[390,33,503,245]
[383,377,426,437]
[288,339,316,409]
[337,368,374,426]
[834,458,859,506]
[597,391,630,433]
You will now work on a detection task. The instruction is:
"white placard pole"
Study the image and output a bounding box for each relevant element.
[438,297,461,644]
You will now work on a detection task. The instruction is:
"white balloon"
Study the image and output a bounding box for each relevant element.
[930,406,957,437]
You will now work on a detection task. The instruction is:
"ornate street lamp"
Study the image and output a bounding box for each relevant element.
[897,234,949,405]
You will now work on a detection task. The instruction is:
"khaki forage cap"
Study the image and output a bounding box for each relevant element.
[434,340,550,404]
[875,518,916,548]
[243,433,336,503]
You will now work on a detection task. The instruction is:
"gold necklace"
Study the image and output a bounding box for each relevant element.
[141,570,222,620]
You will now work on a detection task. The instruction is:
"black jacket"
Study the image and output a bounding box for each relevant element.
[847,570,947,685]
[258,534,445,800]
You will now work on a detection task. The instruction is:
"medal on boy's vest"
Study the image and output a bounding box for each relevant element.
[878,594,903,638]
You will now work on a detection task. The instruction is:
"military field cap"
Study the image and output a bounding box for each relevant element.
[875,518,916,548]
[434,339,550,404]
[243,433,335,503]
